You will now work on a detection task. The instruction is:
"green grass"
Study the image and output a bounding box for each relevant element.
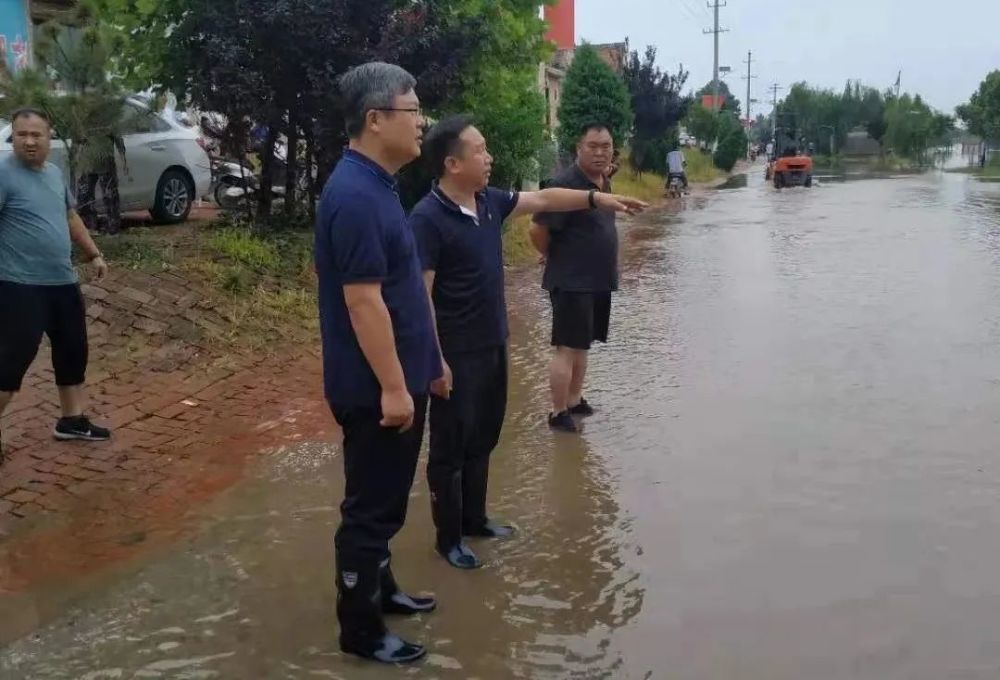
[947,157,1000,177]
[92,230,176,272]
[812,154,845,170]
[502,214,539,266]
[611,160,667,203]
[683,148,724,183]
[208,228,282,271]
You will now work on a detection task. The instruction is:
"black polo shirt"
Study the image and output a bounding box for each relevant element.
[410,186,520,356]
[534,164,619,293]
[315,150,441,407]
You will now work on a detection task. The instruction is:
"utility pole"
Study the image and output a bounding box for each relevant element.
[742,50,757,156]
[703,1,729,110]
[769,83,783,143]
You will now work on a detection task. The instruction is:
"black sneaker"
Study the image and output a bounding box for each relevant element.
[548,411,578,433]
[568,398,595,417]
[54,416,112,442]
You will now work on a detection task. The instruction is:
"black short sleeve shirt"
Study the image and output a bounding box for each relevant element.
[534,164,619,293]
[410,186,519,355]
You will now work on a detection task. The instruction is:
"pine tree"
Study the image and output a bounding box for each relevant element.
[556,44,633,156]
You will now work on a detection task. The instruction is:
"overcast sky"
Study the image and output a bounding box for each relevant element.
[575,0,1000,116]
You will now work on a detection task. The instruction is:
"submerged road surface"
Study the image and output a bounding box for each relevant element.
[6,167,1000,679]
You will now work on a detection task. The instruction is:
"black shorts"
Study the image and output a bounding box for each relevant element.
[0,281,89,393]
[549,290,612,350]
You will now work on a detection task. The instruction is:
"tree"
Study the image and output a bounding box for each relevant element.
[457,0,551,188]
[696,79,741,117]
[88,0,491,222]
[884,93,953,163]
[750,112,770,145]
[957,71,1000,145]
[861,88,888,153]
[684,102,719,147]
[623,44,690,174]
[555,43,633,156]
[1,19,129,209]
[714,124,746,172]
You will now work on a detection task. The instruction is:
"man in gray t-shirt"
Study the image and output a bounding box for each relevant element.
[0,108,112,460]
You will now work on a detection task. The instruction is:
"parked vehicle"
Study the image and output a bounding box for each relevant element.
[212,157,265,210]
[0,97,212,224]
[214,137,315,211]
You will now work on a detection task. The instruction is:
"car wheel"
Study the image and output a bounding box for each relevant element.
[804,175,813,188]
[774,172,784,189]
[152,169,194,224]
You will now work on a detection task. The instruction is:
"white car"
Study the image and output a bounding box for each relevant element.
[0,97,212,224]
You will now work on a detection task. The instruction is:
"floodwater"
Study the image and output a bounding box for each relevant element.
[6,167,1000,678]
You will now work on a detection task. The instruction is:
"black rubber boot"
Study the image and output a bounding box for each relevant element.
[437,542,483,570]
[379,557,436,616]
[429,465,464,553]
[336,553,426,664]
[464,519,515,539]
[461,457,514,539]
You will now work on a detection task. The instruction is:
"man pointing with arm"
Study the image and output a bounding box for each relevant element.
[410,115,645,570]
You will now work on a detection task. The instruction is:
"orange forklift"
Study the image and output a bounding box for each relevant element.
[764,121,814,189]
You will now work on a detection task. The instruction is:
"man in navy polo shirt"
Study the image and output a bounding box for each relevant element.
[410,115,646,570]
[315,62,445,665]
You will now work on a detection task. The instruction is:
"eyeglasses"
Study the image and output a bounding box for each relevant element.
[372,107,423,117]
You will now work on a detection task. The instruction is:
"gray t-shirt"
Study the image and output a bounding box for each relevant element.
[535,164,619,293]
[0,155,76,285]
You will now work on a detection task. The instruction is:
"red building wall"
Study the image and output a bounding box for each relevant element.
[544,0,575,50]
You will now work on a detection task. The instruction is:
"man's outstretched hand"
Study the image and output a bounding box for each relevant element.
[595,193,648,215]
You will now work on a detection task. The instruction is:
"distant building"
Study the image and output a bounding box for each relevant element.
[539,1,627,134]
[1,0,75,74]
[843,130,881,156]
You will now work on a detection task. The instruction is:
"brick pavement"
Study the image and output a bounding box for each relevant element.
[0,264,335,593]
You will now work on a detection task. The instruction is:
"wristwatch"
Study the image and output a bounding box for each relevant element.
[588,189,597,209]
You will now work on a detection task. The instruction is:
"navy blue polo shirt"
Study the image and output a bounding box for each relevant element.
[315,149,441,407]
[409,186,519,356]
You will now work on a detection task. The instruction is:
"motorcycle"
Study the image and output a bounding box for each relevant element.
[210,157,263,210]
[213,138,314,211]
[666,174,685,199]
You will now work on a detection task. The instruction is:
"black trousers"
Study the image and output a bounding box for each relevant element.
[331,395,428,647]
[428,346,508,549]
[0,282,88,393]
[331,395,428,564]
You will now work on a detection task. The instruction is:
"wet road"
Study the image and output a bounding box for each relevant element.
[7,167,1000,678]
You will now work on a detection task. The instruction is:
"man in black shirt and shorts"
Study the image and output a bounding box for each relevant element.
[531,123,620,433]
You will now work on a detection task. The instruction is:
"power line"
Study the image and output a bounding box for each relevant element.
[703,1,729,111]
[680,0,701,19]
[676,0,701,23]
